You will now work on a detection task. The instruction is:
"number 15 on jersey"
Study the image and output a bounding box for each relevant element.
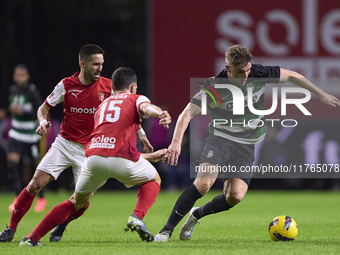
[99,100,123,125]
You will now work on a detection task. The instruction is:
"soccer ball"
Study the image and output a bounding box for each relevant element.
[268,215,298,241]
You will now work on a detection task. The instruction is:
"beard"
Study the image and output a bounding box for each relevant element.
[84,68,100,83]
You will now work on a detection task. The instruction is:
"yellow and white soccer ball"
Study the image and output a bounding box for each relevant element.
[268,215,298,241]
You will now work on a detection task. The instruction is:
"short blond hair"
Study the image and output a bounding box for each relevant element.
[225,45,253,66]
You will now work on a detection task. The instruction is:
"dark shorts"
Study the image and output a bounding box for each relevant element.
[198,135,255,185]
[7,138,40,161]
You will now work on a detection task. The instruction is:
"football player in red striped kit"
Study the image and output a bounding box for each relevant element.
[18,67,171,246]
[0,45,153,243]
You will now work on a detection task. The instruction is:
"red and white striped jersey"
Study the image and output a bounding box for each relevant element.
[45,72,112,145]
[85,92,151,161]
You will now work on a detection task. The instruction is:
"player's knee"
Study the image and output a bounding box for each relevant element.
[70,193,91,211]
[194,181,212,195]
[70,200,82,211]
[70,199,85,211]
[155,175,161,186]
[226,191,245,206]
[151,172,161,186]
[26,179,42,195]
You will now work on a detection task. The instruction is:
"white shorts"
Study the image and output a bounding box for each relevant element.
[75,155,157,194]
[37,135,85,182]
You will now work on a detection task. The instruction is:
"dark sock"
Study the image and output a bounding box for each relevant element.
[163,184,202,232]
[7,161,22,196]
[193,194,232,219]
[38,188,45,198]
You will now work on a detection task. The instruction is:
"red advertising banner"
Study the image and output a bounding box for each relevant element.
[151,0,340,118]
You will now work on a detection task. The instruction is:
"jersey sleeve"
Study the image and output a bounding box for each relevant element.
[136,95,151,119]
[45,81,65,108]
[251,64,281,83]
[190,89,205,107]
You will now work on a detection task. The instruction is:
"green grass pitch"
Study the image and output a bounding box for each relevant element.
[1,189,340,255]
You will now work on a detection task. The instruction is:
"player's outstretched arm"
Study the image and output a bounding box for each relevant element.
[280,69,340,108]
[36,102,51,136]
[139,103,171,129]
[142,148,168,163]
[138,125,154,153]
[168,102,201,166]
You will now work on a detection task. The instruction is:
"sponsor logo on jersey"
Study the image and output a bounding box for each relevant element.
[68,90,82,98]
[89,135,116,149]
[70,107,96,114]
[71,92,79,98]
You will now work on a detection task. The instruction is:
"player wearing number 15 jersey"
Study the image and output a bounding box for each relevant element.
[18,67,171,246]
[85,93,150,162]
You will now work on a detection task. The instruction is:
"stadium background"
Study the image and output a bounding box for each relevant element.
[0,0,339,192]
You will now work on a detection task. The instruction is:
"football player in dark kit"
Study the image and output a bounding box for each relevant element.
[154,45,340,242]
[5,64,46,213]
